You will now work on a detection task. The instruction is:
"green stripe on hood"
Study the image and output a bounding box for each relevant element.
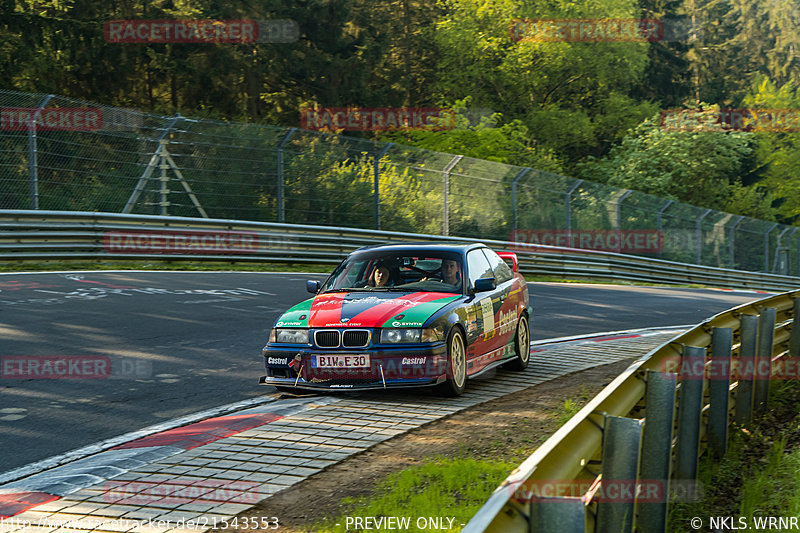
[274,298,313,327]
[379,295,460,328]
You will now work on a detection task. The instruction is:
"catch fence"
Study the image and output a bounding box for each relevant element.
[0,89,796,275]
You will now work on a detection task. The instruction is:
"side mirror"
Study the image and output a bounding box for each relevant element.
[306,280,321,294]
[473,277,496,293]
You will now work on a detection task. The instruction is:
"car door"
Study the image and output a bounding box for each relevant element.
[481,248,520,356]
[465,249,501,372]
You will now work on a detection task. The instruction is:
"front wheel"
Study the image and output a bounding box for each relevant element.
[503,314,530,371]
[436,328,467,397]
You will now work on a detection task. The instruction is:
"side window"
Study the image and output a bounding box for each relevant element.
[467,250,494,288]
[482,249,513,284]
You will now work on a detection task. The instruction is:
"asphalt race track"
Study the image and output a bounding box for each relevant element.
[0,271,765,473]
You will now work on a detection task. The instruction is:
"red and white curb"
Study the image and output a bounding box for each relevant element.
[0,328,685,532]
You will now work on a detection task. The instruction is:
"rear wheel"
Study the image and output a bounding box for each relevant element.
[436,328,467,397]
[504,314,530,371]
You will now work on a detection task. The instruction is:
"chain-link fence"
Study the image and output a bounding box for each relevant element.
[1,88,798,275]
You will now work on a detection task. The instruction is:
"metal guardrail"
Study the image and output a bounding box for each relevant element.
[1,210,800,292]
[464,290,800,532]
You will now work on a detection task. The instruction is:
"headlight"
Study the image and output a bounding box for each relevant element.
[380,328,422,343]
[421,327,443,342]
[272,328,309,344]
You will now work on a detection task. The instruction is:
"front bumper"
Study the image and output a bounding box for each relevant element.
[260,343,448,391]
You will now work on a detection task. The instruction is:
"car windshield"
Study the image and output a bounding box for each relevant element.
[320,251,464,294]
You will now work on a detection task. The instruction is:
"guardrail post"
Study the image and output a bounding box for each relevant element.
[596,416,642,533]
[675,345,705,482]
[754,307,776,412]
[790,299,800,357]
[734,315,758,426]
[637,371,677,533]
[530,497,585,532]
[708,328,733,458]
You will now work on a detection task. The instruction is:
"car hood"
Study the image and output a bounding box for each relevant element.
[275,291,462,329]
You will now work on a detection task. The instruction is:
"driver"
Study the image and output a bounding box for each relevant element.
[440,259,461,286]
[369,265,391,287]
[422,259,462,289]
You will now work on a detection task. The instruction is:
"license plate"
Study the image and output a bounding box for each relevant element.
[314,354,370,368]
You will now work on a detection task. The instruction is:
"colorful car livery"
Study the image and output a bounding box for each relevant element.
[259,242,532,396]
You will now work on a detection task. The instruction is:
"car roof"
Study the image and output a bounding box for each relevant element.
[351,241,486,255]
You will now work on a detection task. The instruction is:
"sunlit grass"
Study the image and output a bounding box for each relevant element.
[312,456,515,533]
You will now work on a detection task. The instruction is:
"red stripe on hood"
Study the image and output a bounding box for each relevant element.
[348,292,452,327]
[308,292,346,327]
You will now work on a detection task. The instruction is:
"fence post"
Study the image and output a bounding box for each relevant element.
[754,307,776,412]
[28,94,55,209]
[734,315,759,426]
[442,155,462,236]
[159,140,170,216]
[789,228,799,276]
[614,190,632,253]
[774,227,792,273]
[675,345,705,482]
[637,371,677,533]
[729,216,744,269]
[276,128,296,223]
[596,416,642,533]
[656,200,673,259]
[764,223,778,272]
[790,298,800,358]
[511,167,532,235]
[708,328,733,458]
[373,143,393,230]
[695,209,712,266]
[566,179,583,243]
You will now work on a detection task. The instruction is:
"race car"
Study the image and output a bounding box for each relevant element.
[259,242,532,396]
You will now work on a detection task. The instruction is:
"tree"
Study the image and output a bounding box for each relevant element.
[577,111,772,219]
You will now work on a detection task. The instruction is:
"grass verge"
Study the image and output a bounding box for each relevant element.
[313,456,516,533]
[0,259,332,273]
[303,389,596,533]
[0,259,696,288]
[668,381,800,531]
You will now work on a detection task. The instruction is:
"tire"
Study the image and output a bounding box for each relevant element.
[436,327,467,397]
[503,314,530,371]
